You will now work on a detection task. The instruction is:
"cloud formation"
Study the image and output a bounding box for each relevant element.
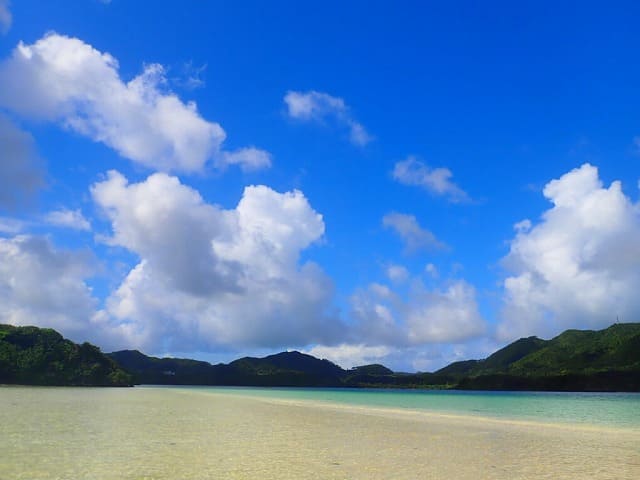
[499,163,640,340]
[393,156,470,203]
[0,33,269,173]
[91,171,342,353]
[351,277,486,347]
[219,147,272,172]
[284,90,372,146]
[382,212,447,253]
[0,235,98,340]
[44,208,91,231]
[0,115,43,209]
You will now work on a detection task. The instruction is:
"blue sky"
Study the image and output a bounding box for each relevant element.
[1,1,640,371]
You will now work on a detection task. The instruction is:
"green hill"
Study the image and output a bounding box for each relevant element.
[455,323,640,391]
[3,323,639,391]
[108,349,221,385]
[0,324,132,386]
[109,350,347,387]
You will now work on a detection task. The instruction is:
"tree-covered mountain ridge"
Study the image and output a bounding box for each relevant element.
[109,323,640,391]
[2,323,639,391]
[0,324,132,386]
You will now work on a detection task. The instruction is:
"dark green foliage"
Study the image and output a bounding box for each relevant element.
[451,323,640,391]
[5,323,639,391]
[507,324,640,376]
[477,336,548,373]
[110,350,347,387]
[107,350,220,385]
[434,359,480,377]
[0,324,133,386]
[110,323,640,391]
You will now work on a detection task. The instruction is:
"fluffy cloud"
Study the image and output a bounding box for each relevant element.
[306,336,496,372]
[393,156,470,203]
[45,208,91,231]
[0,235,98,340]
[0,33,269,173]
[0,0,10,35]
[351,278,486,347]
[382,212,447,253]
[304,344,392,370]
[312,275,487,371]
[0,115,43,209]
[219,147,272,171]
[284,90,372,146]
[91,171,342,353]
[499,163,640,340]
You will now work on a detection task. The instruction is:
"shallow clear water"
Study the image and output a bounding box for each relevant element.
[180,386,640,429]
[1,386,639,479]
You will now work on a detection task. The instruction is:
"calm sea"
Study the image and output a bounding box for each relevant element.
[180,386,640,429]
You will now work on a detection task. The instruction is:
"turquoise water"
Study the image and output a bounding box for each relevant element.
[173,386,640,429]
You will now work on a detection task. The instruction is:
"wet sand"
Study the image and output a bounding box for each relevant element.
[1,386,639,479]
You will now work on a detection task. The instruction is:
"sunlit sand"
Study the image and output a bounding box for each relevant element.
[1,387,638,479]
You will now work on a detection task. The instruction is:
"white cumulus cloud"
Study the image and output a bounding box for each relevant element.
[284,90,372,146]
[351,278,486,347]
[91,171,343,353]
[499,163,640,340]
[0,33,270,173]
[0,235,98,340]
[393,156,470,203]
[304,344,392,370]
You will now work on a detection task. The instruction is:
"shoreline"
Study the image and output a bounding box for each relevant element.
[171,386,640,435]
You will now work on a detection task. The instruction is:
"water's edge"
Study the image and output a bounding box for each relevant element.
[149,385,640,430]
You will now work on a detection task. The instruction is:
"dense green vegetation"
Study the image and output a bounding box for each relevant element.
[3,323,639,390]
[452,323,640,391]
[0,324,132,386]
[110,323,640,391]
[109,350,347,387]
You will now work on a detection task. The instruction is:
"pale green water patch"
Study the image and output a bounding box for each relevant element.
[178,386,640,429]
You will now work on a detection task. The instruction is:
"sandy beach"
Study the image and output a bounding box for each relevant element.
[1,387,639,479]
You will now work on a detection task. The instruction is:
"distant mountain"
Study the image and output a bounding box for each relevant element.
[0,324,132,386]
[434,336,548,377]
[453,323,640,391]
[109,349,348,387]
[108,349,221,385]
[3,323,639,391]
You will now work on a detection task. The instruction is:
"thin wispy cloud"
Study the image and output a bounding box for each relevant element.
[382,212,448,254]
[284,90,373,146]
[44,208,91,231]
[393,156,470,203]
[0,0,11,35]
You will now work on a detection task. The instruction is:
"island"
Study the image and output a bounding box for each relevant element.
[2,322,639,391]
